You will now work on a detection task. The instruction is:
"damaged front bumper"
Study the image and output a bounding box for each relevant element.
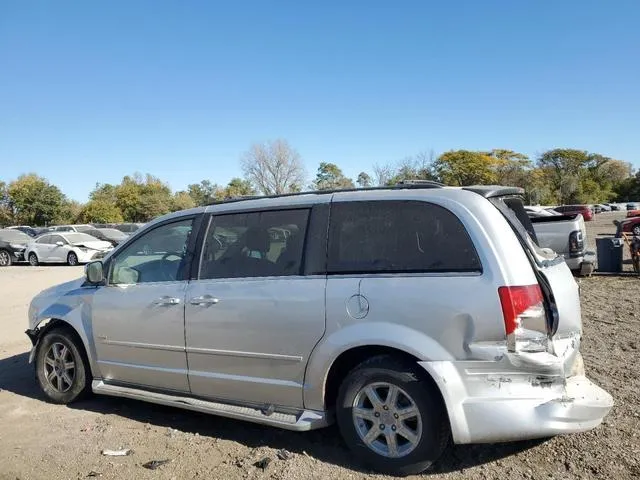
[419,353,613,444]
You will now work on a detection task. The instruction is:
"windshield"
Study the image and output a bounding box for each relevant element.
[64,233,100,243]
[0,229,31,243]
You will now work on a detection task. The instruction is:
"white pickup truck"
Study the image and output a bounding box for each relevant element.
[529,213,595,275]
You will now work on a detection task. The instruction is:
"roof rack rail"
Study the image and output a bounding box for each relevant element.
[207,180,444,206]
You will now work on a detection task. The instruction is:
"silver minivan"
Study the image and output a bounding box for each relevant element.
[26,184,613,475]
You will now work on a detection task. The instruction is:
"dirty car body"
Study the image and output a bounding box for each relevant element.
[26,185,613,475]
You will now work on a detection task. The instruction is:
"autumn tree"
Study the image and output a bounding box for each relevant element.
[172,191,197,211]
[432,150,497,186]
[312,162,354,190]
[241,139,305,195]
[0,181,11,226]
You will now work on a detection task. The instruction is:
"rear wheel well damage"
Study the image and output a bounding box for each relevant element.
[323,346,448,417]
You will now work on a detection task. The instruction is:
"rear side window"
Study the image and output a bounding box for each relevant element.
[199,209,310,279]
[327,201,481,274]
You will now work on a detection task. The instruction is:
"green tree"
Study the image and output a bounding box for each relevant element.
[356,172,372,188]
[187,180,220,206]
[56,200,84,225]
[7,174,66,225]
[312,162,355,190]
[78,200,124,223]
[432,150,497,186]
[537,149,590,204]
[487,149,531,186]
[222,178,255,199]
[0,181,12,226]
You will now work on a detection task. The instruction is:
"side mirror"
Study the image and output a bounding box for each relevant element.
[85,261,104,284]
[56,241,64,246]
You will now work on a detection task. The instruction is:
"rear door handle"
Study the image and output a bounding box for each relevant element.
[190,295,220,306]
[154,296,181,306]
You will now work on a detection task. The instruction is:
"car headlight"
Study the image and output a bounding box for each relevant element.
[10,244,26,250]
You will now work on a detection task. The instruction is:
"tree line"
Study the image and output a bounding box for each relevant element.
[1,139,637,226]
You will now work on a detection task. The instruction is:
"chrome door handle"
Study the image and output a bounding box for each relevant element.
[154,296,181,306]
[190,295,220,306]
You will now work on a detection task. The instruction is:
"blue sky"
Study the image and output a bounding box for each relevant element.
[1,1,639,201]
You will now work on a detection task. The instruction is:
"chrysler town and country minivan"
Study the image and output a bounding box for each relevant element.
[26,184,612,475]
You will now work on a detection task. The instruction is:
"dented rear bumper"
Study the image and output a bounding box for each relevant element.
[419,356,613,444]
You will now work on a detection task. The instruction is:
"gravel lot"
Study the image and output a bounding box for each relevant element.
[0,213,638,480]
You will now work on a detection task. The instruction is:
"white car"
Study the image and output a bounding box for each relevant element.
[25,232,113,266]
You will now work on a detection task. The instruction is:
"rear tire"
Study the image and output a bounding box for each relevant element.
[67,252,79,266]
[633,225,640,236]
[0,249,12,267]
[336,355,450,476]
[35,328,91,404]
[28,252,39,266]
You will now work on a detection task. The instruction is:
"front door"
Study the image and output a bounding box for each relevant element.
[47,234,68,262]
[91,217,196,392]
[185,208,326,409]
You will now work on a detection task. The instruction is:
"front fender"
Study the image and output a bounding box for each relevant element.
[28,284,101,378]
[303,322,455,411]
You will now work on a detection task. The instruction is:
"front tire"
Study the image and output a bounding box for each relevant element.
[28,252,39,266]
[35,328,90,404]
[67,251,79,266]
[633,225,640,236]
[336,355,450,476]
[0,249,12,267]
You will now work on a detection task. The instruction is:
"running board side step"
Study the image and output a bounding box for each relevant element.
[92,380,329,431]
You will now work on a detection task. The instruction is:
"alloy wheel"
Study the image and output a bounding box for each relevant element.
[29,253,38,266]
[43,342,76,393]
[0,250,10,266]
[68,253,78,266]
[352,382,423,458]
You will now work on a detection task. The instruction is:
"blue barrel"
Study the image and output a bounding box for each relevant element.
[596,237,623,273]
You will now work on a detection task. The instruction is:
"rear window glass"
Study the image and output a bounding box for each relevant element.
[327,201,481,274]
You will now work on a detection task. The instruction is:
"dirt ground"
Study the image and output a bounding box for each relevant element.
[1,214,638,480]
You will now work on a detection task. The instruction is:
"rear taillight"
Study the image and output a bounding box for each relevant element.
[498,285,548,352]
[569,230,584,254]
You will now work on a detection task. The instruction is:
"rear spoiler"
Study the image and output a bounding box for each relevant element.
[463,185,525,198]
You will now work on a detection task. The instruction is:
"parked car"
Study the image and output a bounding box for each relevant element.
[626,203,637,211]
[95,228,129,246]
[0,228,31,266]
[596,204,611,212]
[112,223,144,235]
[25,232,113,266]
[553,204,594,221]
[79,227,129,247]
[529,213,594,275]
[7,225,39,237]
[47,224,94,233]
[616,217,640,236]
[524,206,560,217]
[25,185,612,475]
[607,203,621,211]
[625,209,640,218]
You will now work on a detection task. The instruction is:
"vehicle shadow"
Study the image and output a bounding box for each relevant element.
[0,351,547,475]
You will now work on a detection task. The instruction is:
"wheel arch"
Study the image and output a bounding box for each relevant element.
[303,322,454,413]
[30,314,100,379]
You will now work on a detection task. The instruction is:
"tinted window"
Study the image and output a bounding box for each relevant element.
[49,235,66,244]
[110,219,194,284]
[200,209,309,279]
[327,201,481,274]
[36,235,52,244]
